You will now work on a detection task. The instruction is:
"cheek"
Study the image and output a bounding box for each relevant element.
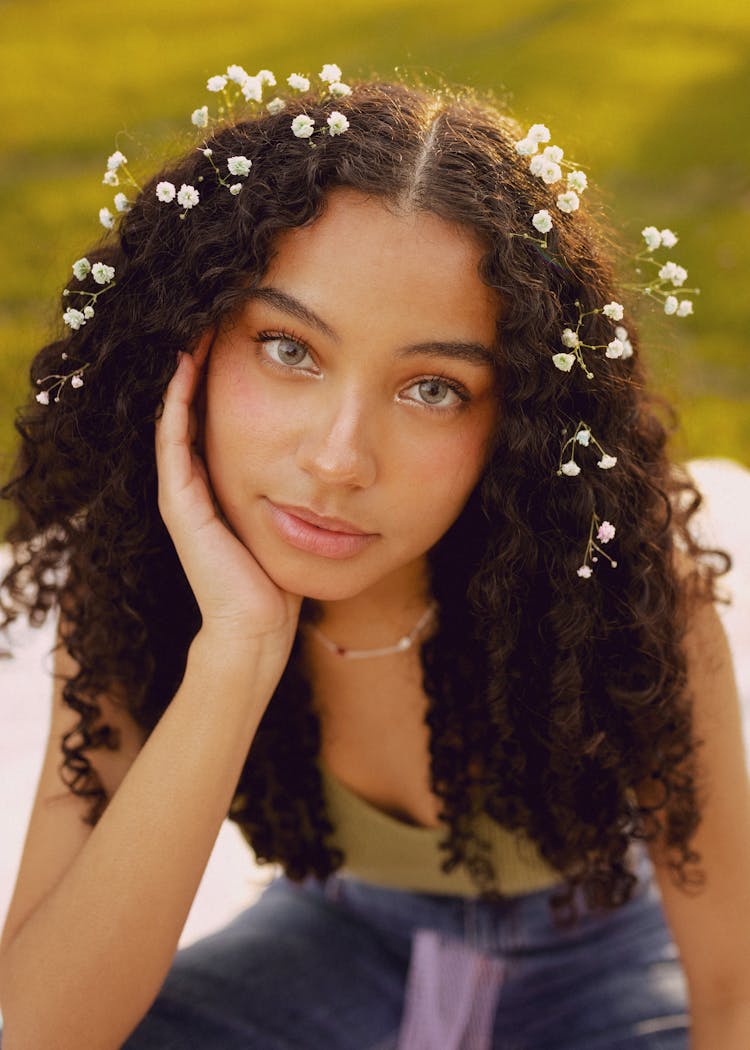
[401,414,495,520]
[204,362,289,480]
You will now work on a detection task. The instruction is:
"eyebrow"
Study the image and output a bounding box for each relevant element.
[247,285,496,367]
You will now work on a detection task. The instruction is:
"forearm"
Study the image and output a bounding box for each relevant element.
[0,631,280,1050]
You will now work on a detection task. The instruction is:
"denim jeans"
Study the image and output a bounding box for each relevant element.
[116,847,688,1049]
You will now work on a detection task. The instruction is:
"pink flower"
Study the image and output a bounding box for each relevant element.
[597,521,616,544]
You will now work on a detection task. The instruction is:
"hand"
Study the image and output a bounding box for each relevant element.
[155,333,302,658]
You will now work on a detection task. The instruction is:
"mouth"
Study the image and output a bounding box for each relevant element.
[265,500,379,559]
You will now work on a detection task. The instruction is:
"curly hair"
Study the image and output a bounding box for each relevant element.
[1,79,729,922]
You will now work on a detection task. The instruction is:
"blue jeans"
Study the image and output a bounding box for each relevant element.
[118,848,689,1049]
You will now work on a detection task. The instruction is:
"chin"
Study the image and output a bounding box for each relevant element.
[256,549,385,603]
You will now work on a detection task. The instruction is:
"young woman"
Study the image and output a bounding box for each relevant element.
[0,71,748,1049]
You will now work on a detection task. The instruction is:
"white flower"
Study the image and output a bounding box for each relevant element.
[602,301,624,321]
[642,226,662,251]
[577,565,593,578]
[329,81,352,97]
[597,454,617,469]
[287,73,311,92]
[156,181,177,203]
[327,111,350,136]
[267,97,286,115]
[658,261,688,287]
[291,114,315,138]
[529,154,544,177]
[72,257,91,281]
[70,374,84,389]
[227,155,252,177]
[63,308,86,330]
[677,299,693,317]
[540,160,563,185]
[542,145,564,164]
[556,190,580,213]
[561,459,581,477]
[660,228,678,248]
[553,353,576,372]
[107,150,127,171]
[241,76,263,103]
[561,328,580,349]
[202,148,213,157]
[615,327,634,358]
[99,207,115,229]
[226,64,248,84]
[257,69,276,86]
[207,75,228,92]
[35,390,50,405]
[597,520,616,543]
[606,339,625,359]
[527,123,551,144]
[532,209,553,233]
[177,184,200,209]
[567,170,588,194]
[576,429,591,446]
[191,106,209,128]
[664,295,678,315]
[114,192,131,213]
[102,170,119,187]
[83,305,95,319]
[91,262,115,285]
[319,63,343,84]
[229,183,242,196]
[515,138,537,157]
[615,325,628,341]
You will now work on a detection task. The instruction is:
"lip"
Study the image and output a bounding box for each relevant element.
[265,500,379,559]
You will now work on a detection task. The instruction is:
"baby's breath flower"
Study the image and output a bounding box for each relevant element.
[602,302,624,321]
[241,77,262,103]
[229,183,242,196]
[177,184,200,209]
[532,209,553,234]
[107,150,127,172]
[287,73,311,92]
[267,97,286,115]
[641,226,662,251]
[291,114,315,139]
[605,339,624,359]
[319,63,343,84]
[70,374,84,389]
[553,353,576,372]
[327,111,350,136]
[329,82,352,97]
[257,69,276,86]
[102,170,119,187]
[527,123,551,144]
[35,390,50,406]
[207,74,228,92]
[191,106,209,128]
[515,138,537,157]
[99,207,115,229]
[561,328,580,349]
[660,228,678,248]
[597,521,616,543]
[156,181,177,203]
[227,155,252,176]
[664,295,678,315]
[597,454,617,470]
[63,308,86,330]
[542,144,564,164]
[72,258,91,281]
[561,460,581,477]
[203,148,213,157]
[576,429,591,446]
[556,190,579,213]
[658,261,688,287]
[92,262,115,285]
[677,299,693,317]
[114,192,131,213]
[83,305,95,319]
[577,565,593,578]
[539,160,562,185]
[567,170,588,193]
[226,64,248,84]
[529,155,544,177]
[614,325,634,358]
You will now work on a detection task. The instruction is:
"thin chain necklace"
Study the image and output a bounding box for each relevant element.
[305,602,437,660]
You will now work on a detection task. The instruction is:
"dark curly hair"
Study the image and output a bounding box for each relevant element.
[1,78,729,922]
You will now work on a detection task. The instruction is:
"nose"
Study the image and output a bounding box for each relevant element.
[296,392,377,489]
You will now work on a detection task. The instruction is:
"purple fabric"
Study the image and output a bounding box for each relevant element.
[396,928,506,1049]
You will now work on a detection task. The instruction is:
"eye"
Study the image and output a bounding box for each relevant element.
[259,333,317,371]
[401,377,468,410]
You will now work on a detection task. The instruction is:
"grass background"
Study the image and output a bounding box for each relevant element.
[1,0,748,530]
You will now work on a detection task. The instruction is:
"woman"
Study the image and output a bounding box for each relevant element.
[0,70,748,1048]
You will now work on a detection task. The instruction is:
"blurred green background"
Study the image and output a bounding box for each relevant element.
[1,0,748,530]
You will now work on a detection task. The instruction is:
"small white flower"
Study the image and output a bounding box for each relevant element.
[70,374,84,389]
[63,308,86,330]
[542,144,563,164]
[606,339,625,359]
[642,226,662,251]
[202,148,213,157]
[229,183,242,195]
[91,262,115,285]
[540,160,563,185]
[561,328,580,349]
[83,305,95,319]
[114,192,131,213]
[567,170,588,194]
[660,228,678,248]
[556,190,580,213]
[36,390,50,405]
[676,299,694,317]
[156,181,177,203]
[72,257,91,281]
[327,111,350,136]
[256,69,276,86]
[553,353,576,372]
[602,301,624,321]
[99,207,115,229]
[226,64,248,84]
[515,138,537,157]
[664,295,678,315]
[207,74,228,93]
[267,97,286,115]
[329,81,352,97]
[291,114,315,138]
[597,454,617,470]
[177,184,200,209]
[576,429,591,446]
[561,459,581,477]
[102,170,119,187]
[527,123,551,144]
[529,154,544,177]
[658,261,688,287]
[616,326,634,359]
[107,150,127,171]
[287,73,311,92]
[532,209,553,234]
[319,63,343,84]
[227,155,252,177]
[615,326,628,341]
[191,106,209,128]
[577,565,593,578]
[597,520,616,543]
[241,76,263,103]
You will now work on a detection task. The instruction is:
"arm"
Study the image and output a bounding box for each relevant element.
[642,595,750,1049]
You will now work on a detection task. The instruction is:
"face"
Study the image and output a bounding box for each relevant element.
[204,188,500,603]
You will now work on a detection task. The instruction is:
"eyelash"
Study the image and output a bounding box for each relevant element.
[255,329,471,411]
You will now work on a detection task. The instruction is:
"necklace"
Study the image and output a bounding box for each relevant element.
[305,602,437,660]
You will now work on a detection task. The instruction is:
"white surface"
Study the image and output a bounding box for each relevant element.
[1,458,749,950]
